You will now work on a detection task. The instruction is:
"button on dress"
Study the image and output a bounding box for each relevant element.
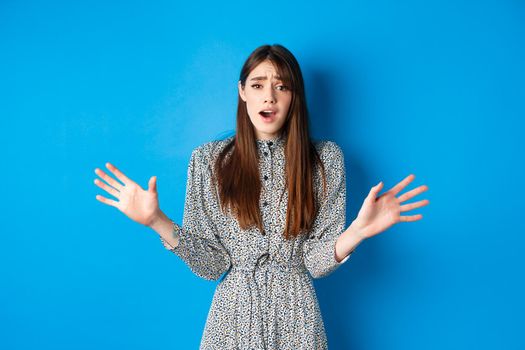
[159,132,356,349]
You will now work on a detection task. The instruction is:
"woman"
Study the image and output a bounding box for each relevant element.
[93,44,429,349]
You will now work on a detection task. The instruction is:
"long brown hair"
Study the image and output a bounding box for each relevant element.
[213,44,327,240]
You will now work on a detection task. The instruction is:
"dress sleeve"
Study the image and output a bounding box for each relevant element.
[159,145,231,281]
[303,141,356,279]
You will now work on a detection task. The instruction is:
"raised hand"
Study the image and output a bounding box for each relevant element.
[354,174,429,239]
[93,162,160,227]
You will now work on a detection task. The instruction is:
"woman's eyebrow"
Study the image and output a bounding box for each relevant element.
[250,75,282,81]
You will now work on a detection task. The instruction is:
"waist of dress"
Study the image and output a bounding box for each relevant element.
[229,260,307,275]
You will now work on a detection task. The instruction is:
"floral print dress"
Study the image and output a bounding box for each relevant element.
[159,132,356,349]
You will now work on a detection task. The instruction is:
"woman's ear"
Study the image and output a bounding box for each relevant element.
[238,80,246,102]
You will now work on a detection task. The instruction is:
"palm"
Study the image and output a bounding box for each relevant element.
[93,162,160,227]
[355,174,429,239]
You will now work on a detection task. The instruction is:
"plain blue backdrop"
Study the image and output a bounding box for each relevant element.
[1,0,523,349]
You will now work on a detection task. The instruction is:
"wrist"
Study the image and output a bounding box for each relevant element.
[149,211,179,248]
[148,210,168,229]
[348,219,368,240]
[335,221,367,262]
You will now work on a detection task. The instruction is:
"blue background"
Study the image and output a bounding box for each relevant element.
[1,0,523,349]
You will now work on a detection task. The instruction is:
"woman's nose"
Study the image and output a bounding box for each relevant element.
[264,89,276,103]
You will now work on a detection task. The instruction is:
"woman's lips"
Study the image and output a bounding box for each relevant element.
[259,111,276,123]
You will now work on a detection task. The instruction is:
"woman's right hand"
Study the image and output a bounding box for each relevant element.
[93,162,161,227]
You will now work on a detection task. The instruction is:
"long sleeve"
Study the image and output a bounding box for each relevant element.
[303,141,355,279]
[160,145,231,281]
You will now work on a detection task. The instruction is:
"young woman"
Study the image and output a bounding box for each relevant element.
[94,44,429,349]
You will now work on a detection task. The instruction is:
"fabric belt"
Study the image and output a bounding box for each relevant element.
[229,253,307,275]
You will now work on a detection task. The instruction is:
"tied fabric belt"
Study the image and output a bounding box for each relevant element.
[229,253,307,274]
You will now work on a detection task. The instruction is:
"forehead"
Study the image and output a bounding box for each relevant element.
[248,60,281,79]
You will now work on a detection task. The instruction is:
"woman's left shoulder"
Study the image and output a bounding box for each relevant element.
[313,139,344,162]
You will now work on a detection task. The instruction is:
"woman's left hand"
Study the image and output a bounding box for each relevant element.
[353,174,429,239]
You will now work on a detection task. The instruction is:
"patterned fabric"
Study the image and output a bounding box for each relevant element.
[159,132,356,349]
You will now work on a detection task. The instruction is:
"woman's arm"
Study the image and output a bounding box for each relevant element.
[303,141,354,279]
[153,145,231,281]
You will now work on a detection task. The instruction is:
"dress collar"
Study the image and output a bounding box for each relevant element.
[255,132,286,149]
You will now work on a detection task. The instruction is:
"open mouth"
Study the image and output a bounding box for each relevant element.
[259,110,277,118]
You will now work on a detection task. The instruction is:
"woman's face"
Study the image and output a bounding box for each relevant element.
[238,60,292,140]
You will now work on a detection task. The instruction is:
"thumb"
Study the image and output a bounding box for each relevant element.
[368,181,383,199]
[148,176,157,193]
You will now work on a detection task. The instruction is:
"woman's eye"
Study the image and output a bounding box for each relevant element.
[251,84,289,91]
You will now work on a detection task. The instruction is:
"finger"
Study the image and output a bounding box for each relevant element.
[399,199,430,212]
[94,178,120,199]
[95,194,119,208]
[105,162,133,186]
[94,168,125,190]
[148,176,157,193]
[388,174,416,196]
[399,214,423,222]
[397,185,429,203]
